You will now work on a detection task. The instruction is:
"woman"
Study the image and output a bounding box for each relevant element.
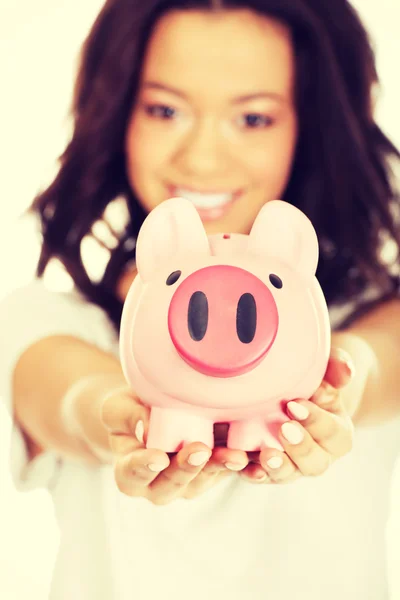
[1,1,399,599]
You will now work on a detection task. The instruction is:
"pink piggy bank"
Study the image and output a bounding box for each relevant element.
[120,197,331,452]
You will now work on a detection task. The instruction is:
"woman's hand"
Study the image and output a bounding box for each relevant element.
[239,348,355,484]
[101,390,249,505]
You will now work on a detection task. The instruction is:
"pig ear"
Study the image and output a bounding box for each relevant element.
[136,197,211,282]
[248,200,319,275]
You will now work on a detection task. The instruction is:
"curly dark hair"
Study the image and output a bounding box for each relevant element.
[30,0,400,330]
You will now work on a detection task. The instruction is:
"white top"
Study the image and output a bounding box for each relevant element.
[1,279,399,600]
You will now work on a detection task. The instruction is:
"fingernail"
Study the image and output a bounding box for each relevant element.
[266,456,283,469]
[135,420,144,444]
[188,451,211,466]
[147,463,167,472]
[287,401,309,421]
[225,462,246,471]
[332,348,355,378]
[343,359,355,379]
[241,472,267,483]
[281,422,304,445]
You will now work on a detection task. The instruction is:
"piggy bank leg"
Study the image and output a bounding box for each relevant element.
[228,417,285,452]
[146,407,214,452]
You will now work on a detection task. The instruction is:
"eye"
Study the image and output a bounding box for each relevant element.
[144,104,177,120]
[166,271,182,286]
[269,274,283,289]
[239,113,274,129]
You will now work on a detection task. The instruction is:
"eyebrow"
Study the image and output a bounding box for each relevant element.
[142,82,285,104]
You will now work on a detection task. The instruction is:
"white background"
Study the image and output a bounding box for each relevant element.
[0,1,399,598]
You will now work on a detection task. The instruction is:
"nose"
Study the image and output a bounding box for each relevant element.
[168,266,279,377]
[174,118,227,176]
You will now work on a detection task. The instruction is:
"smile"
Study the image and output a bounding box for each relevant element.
[168,185,242,220]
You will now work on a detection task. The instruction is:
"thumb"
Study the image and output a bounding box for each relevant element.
[324,347,355,389]
[101,388,149,454]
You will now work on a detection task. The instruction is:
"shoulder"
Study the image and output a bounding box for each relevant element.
[329,278,400,330]
[0,278,119,356]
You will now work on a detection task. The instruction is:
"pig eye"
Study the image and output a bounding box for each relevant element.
[166,271,182,286]
[269,274,283,289]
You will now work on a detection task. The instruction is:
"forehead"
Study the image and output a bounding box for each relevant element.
[140,9,295,99]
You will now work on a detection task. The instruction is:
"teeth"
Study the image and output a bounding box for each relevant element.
[176,188,233,209]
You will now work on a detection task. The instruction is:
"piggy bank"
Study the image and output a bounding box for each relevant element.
[119,197,331,452]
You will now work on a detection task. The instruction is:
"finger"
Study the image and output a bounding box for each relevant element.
[149,443,212,503]
[310,381,346,416]
[278,417,333,477]
[183,470,231,500]
[209,447,249,472]
[259,449,300,484]
[101,389,149,437]
[324,347,355,389]
[239,462,271,484]
[213,448,267,483]
[102,392,149,455]
[114,448,170,497]
[286,399,354,458]
[181,447,245,499]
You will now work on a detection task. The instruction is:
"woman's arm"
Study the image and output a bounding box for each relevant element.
[12,334,245,503]
[333,298,400,425]
[13,335,124,464]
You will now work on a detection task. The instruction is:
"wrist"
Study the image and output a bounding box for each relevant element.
[61,373,127,464]
[331,331,377,421]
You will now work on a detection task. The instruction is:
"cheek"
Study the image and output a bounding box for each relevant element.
[246,120,298,186]
[126,116,169,179]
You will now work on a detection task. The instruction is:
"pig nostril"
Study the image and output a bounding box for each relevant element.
[188,291,209,341]
[166,271,182,286]
[236,293,257,344]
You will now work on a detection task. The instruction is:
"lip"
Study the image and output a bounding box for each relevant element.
[166,184,243,221]
[168,184,241,195]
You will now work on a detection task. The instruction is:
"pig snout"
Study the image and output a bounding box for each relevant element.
[167,265,279,377]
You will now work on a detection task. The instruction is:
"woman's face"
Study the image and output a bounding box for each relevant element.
[125,9,298,235]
